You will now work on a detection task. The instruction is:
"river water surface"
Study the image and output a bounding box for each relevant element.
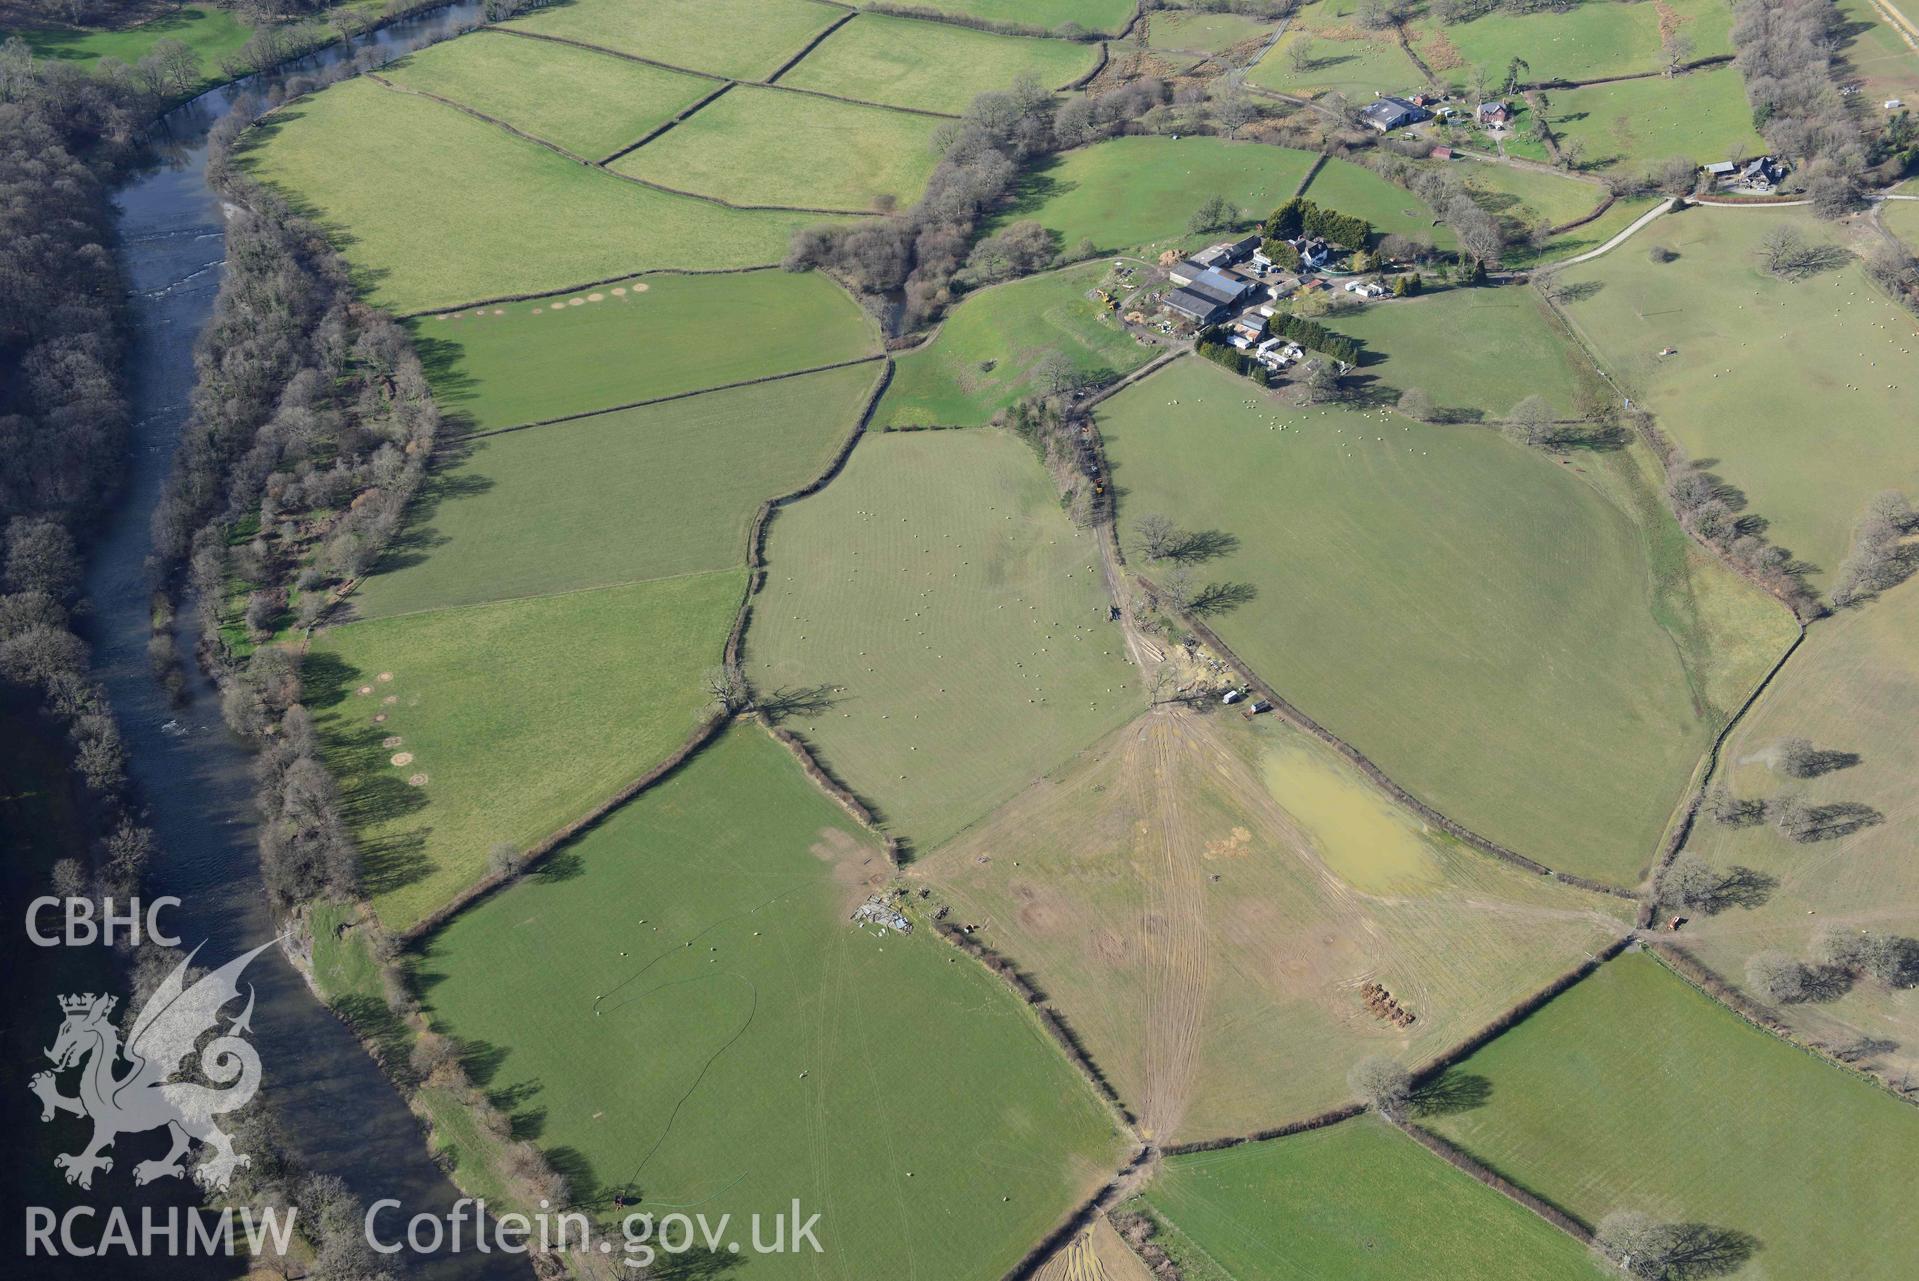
[82,7,526,1276]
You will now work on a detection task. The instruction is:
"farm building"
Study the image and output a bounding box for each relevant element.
[1476,101,1514,127]
[1359,95,1432,133]
[1162,266,1253,324]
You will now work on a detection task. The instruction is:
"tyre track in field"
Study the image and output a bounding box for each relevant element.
[1129,715,1212,1144]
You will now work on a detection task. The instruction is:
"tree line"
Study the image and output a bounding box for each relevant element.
[785,75,1168,329]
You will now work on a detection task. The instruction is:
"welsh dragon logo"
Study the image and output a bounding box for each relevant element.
[31,939,273,1192]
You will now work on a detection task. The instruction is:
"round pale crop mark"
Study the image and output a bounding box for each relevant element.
[357,685,373,696]
[378,671,394,682]
[382,694,398,705]
[567,297,585,307]
[407,773,429,787]
[531,307,543,314]
[382,736,403,749]
[587,292,605,302]
[631,281,649,293]
[391,752,414,767]
[372,713,387,723]
[611,286,627,296]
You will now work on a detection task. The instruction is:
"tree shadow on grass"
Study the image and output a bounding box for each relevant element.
[1663,1224,1759,1278]
[1411,1070,1492,1117]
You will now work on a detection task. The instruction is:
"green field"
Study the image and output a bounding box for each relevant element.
[415,268,877,432]
[1331,285,1599,417]
[1414,0,1733,88]
[416,724,1125,1279]
[1300,157,1456,249]
[1454,158,1608,230]
[1249,0,1422,99]
[1885,191,1919,252]
[880,0,1136,35]
[1541,66,1762,172]
[10,6,250,83]
[351,364,880,620]
[1836,0,1919,110]
[1554,205,1919,585]
[308,570,743,930]
[1425,952,1919,1280]
[1678,581,1919,1088]
[244,79,817,312]
[1146,8,1277,55]
[879,262,1155,427]
[613,86,940,211]
[778,13,1100,113]
[381,31,713,159]
[1135,1118,1608,1280]
[919,709,1633,1141]
[745,430,1140,850]
[994,137,1316,254]
[1099,357,1791,885]
[501,0,837,79]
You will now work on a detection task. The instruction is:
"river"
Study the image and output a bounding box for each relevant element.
[79,5,527,1276]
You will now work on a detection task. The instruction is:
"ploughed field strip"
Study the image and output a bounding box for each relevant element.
[745,429,1143,851]
[917,709,1633,1142]
[1676,581,1919,1087]
[415,725,1126,1281]
[1132,1116,1608,1280]
[878,260,1156,428]
[1422,953,1919,1280]
[1555,206,1919,586]
[413,267,878,433]
[239,78,819,313]
[1097,358,1788,885]
[379,29,714,160]
[775,12,1104,115]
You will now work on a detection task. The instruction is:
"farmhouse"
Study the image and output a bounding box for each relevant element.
[1359,95,1432,133]
[1702,156,1789,192]
[1476,101,1514,127]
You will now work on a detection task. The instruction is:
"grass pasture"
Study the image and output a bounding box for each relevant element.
[1145,9,1277,55]
[1834,0,1919,111]
[1454,158,1608,231]
[878,261,1155,427]
[1415,0,1733,89]
[1677,581,1919,1087]
[1884,190,1919,252]
[308,569,743,930]
[917,709,1633,1141]
[612,85,939,211]
[745,430,1141,851]
[1331,285,1599,417]
[994,136,1316,254]
[417,725,1125,1281]
[380,31,713,160]
[1300,156,1455,249]
[1554,205,1919,585]
[1134,1118,1608,1280]
[1424,952,1919,1281]
[500,0,838,80]
[1249,0,1422,100]
[243,79,817,312]
[414,268,876,432]
[9,5,249,83]
[878,0,1137,36]
[1098,357,1788,885]
[351,364,880,619]
[777,13,1101,113]
[1541,66,1762,172]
